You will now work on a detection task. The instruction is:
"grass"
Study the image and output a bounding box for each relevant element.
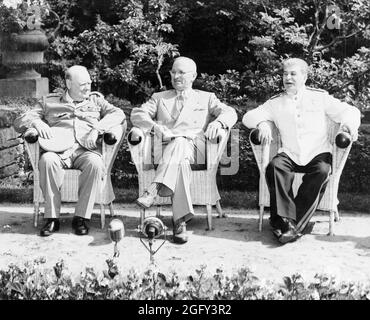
[0,185,369,213]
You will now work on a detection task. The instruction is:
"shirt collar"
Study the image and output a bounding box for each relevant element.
[285,86,306,101]
[64,91,74,103]
[65,90,87,104]
[175,88,193,99]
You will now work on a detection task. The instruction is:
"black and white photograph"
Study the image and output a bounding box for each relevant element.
[0,0,369,308]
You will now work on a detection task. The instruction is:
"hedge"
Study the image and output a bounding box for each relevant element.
[1,258,370,300]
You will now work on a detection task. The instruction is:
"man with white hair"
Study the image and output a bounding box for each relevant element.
[131,56,237,244]
[242,58,361,244]
[14,65,126,237]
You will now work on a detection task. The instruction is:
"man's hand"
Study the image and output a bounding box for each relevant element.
[205,121,222,140]
[32,120,53,139]
[257,121,273,145]
[32,119,53,139]
[86,128,99,149]
[341,124,358,141]
[154,124,173,141]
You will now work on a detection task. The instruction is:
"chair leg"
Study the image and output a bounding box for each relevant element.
[258,205,264,232]
[140,208,145,227]
[206,204,213,231]
[156,205,161,218]
[328,210,334,236]
[100,204,105,229]
[216,200,226,218]
[34,202,39,228]
[334,210,340,222]
[109,203,114,216]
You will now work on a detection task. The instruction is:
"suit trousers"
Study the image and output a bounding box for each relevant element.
[38,147,105,219]
[265,152,332,233]
[153,136,205,224]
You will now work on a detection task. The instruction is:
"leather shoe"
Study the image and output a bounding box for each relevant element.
[279,229,300,244]
[40,218,60,237]
[72,216,89,236]
[278,219,301,244]
[136,191,155,209]
[172,221,188,244]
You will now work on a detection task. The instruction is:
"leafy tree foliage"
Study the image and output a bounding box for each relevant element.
[44,0,178,102]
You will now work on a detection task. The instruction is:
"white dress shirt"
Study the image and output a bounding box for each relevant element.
[242,86,361,166]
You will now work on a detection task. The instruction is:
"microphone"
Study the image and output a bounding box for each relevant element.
[139,217,167,264]
[108,218,125,257]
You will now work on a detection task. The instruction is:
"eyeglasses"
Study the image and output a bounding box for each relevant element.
[169,70,193,77]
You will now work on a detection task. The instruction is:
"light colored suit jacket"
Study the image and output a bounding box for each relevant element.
[130,89,237,138]
[14,91,126,155]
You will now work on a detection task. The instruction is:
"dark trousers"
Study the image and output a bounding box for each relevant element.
[265,152,332,233]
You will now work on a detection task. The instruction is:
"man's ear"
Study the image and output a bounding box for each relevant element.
[192,72,197,81]
[66,79,71,90]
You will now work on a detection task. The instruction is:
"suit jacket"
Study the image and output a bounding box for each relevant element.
[130,89,237,138]
[14,91,126,155]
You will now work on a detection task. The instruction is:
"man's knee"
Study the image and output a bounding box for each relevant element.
[39,152,60,169]
[84,154,105,174]
[316,162,331,178]
[266,156,285,176]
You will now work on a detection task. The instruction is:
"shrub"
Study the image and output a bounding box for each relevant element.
[1,258,370,300]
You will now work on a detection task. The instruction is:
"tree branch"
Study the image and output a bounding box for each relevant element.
[315,30,361,52]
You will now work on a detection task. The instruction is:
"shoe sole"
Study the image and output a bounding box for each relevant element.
[135,199,152,209]
[173,236,188,244]
[279,233,301,244]
[40,223,60,237]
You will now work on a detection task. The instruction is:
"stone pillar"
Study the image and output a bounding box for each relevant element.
[0,107,24,179]
[0,30,50,98]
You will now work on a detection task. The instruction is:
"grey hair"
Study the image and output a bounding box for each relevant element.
[282,58,309,74]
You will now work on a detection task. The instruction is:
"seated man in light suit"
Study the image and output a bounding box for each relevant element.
[130,56,237,244]
[243,58,361,244]
[14,65,126,237]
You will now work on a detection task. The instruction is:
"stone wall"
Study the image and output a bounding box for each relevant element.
[0,106,24,179]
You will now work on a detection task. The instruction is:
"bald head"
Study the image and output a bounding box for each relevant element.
[173,57,197,73]
[170,56,197,91]
[65,65,92,101]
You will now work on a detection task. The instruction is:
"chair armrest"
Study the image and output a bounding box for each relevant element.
[335,131,352,149]
[249,128,261,145]
[127,127,150,172]
[24,128,39,144]
[206,128,229,170]
[249,129,271,172]
[102,122,127,173]
[127,127,144,146]
[23,128,40,172]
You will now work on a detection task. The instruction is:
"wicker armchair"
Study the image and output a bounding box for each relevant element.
[249,118,353,235]
[24,122,127,229]
[127,127,230,230]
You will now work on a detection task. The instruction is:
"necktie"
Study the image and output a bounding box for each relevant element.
[172,93,185,119]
